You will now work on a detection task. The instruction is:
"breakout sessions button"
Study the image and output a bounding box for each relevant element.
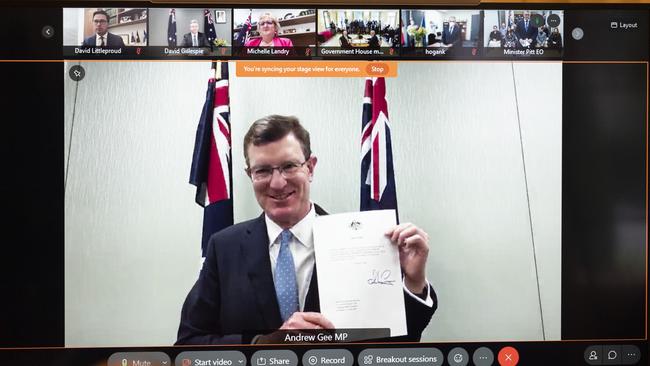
[358,348,443,366]
[302,349,353,366]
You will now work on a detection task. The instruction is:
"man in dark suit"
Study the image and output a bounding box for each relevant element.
[176,115,437,345]
[515,11,538,47]
[442,16,462,47]
[367,30,380,50]
[339,30,352,49]
[81,10,125,48]
[181,19,210,47]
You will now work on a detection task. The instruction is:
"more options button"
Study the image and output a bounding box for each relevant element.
[175,351,246,366]
[621,345,641,365]
[302,349,353,366]
[358,348,443,366]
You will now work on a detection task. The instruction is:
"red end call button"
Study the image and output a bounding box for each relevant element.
[498,346,519,366]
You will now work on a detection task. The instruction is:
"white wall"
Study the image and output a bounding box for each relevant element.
[233,8,312,25]
[64,61,561,346]
[62,8,85,46]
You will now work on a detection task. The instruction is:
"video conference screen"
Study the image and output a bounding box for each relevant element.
[1,1,648,366]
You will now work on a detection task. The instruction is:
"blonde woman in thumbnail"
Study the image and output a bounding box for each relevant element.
[245,13,294,47]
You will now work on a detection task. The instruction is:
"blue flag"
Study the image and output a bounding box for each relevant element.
[204,9,217,47]
[168,9,177,47]
[235,9,252,47]
[360,78,398,221]
[190,62,233,256]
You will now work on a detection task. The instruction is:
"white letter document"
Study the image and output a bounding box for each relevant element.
[313,209,407,336]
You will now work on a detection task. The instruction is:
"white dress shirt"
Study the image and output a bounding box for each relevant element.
[266,204,316,311]
[265,203,434,312]
[95,33,107,46]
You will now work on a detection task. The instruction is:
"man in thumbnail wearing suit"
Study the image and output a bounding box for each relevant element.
[181,19,210,47]
[368,30,380,49]
[442,16,462,47]
[81,10,125,47]
[515,10,538,47]
[176,115,437,345]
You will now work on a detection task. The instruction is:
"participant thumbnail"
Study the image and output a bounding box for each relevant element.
[233,8,316,56]
[63,8,147,48]
[317,9,399,57]
[400,10,481,58]
[148,8,232,57]
[483,10,564,57]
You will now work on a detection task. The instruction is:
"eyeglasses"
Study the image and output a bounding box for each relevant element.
[247,160,308,182]
[93,19,108,24]
[258,21,274,27]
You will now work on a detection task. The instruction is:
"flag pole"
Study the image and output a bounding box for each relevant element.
[211,61,218,79]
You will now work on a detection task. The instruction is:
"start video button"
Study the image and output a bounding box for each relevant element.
[175,351,246,366]
[358,348,444,366]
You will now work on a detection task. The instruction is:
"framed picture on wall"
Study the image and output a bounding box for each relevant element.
[215,10,226,23]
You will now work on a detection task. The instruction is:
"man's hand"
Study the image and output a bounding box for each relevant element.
[385,223,429,294]
[253,312,334,344]
[280,312,334,330]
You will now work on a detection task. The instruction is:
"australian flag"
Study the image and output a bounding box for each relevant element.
[167,8,177,47]
[236,9,252,46]
[204,9,217,47]
[189,62,233,256]
[360,77,398,220]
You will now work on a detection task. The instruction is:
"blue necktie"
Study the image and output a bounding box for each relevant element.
[274,229,298,322]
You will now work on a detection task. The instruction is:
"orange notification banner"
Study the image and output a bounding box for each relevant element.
[236,61,397,78]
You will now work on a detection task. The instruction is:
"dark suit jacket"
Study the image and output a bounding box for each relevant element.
[442,25,462,47]
[515,20,538,45]
[176,205,437,344]
[81,32,125,47]
[368,35,380,49]
[339,35,352,49]
[181,32,211,47]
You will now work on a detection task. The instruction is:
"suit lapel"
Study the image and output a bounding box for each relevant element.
[241,214,283,329]
[242,205,328,327]
[304,265,320,312]
[305,204,327,312]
